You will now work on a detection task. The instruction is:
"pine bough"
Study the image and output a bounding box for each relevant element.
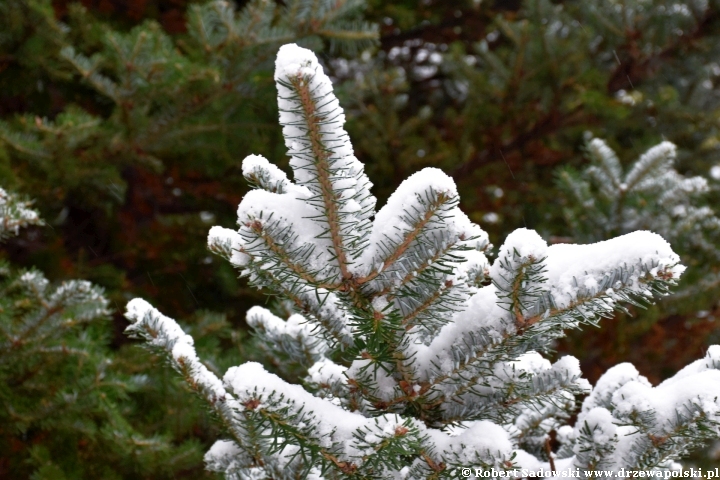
[125,45,720,479]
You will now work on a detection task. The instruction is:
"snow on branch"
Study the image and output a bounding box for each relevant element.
[246,306,330,367]
[571,346,720,470]
[242,154,292,194]
[0,187,43,240]
[125,298,227,401]
[274,43,376,281]
[623,141,676,192]
[127,44,720,478]
[559,137,720,276]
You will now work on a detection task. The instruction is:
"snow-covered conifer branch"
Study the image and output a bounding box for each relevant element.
[274,43,376,283]
[623,141,676,193]
[0,188,43,240]
[2,273,110,364]
[491,229,549,330]
[126,299,227,402]
[208,223,350,349]
[586,138,623,197]
[124,299,257,459]
[127,44,720,478]
[569,346,720,471]
[405,231,682,425]
[306,357,352,403]
[246,306,329,367]
[207,226,248,267]
[242,154,292,194]
[559,138,720,271]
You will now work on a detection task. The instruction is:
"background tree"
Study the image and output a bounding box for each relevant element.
[0,187,208,479]
[556,138,720,381]
[0,0,377,322]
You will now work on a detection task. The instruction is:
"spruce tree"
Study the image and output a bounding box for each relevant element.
[0,188,206,479]
[125,44,720,478]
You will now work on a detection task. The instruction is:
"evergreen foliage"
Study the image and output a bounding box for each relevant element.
[336,0,720,407]
[558,138,720,305]
[1,0,377,207]
[4,0,720,475]
[0,0,377,318]
[0,187,43,240]
[553,139,720,433]
[0,188,206,479]
[338,0,720,238]
[126,45,720,478]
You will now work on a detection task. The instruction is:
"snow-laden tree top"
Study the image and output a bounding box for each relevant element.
[125,44,720,479]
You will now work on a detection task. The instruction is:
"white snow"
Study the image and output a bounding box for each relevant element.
[577,406,618,447]
[0,187,42,236]
[710,164,720,180]
[246,306,299,333]
[624,141,676,191]
[18,270,49,293]
[494,228,548,267]
[544,230,684,309]
[307,357,347,386]
[581,363,650,415]
[354,167,489,279]
[346,358,400,401]
[428,420,514,465]
[289,286,353,346]
[236,188,337,274]
[449,246,491,285]
[510,351,552,372]
[207,226,248,266]
[204,440,248,473]
[242,154,292,193]
[249,308,305,338]
[246,306,330,361]
[587,139,622,187]
[223,362,368,456]
[274,43,376,231]
[125,298,227,400]
[567,356,720,470]
[613,370,720,424]
[410,284,511,378]
[489,228,548,302]
[371,167,455,249]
